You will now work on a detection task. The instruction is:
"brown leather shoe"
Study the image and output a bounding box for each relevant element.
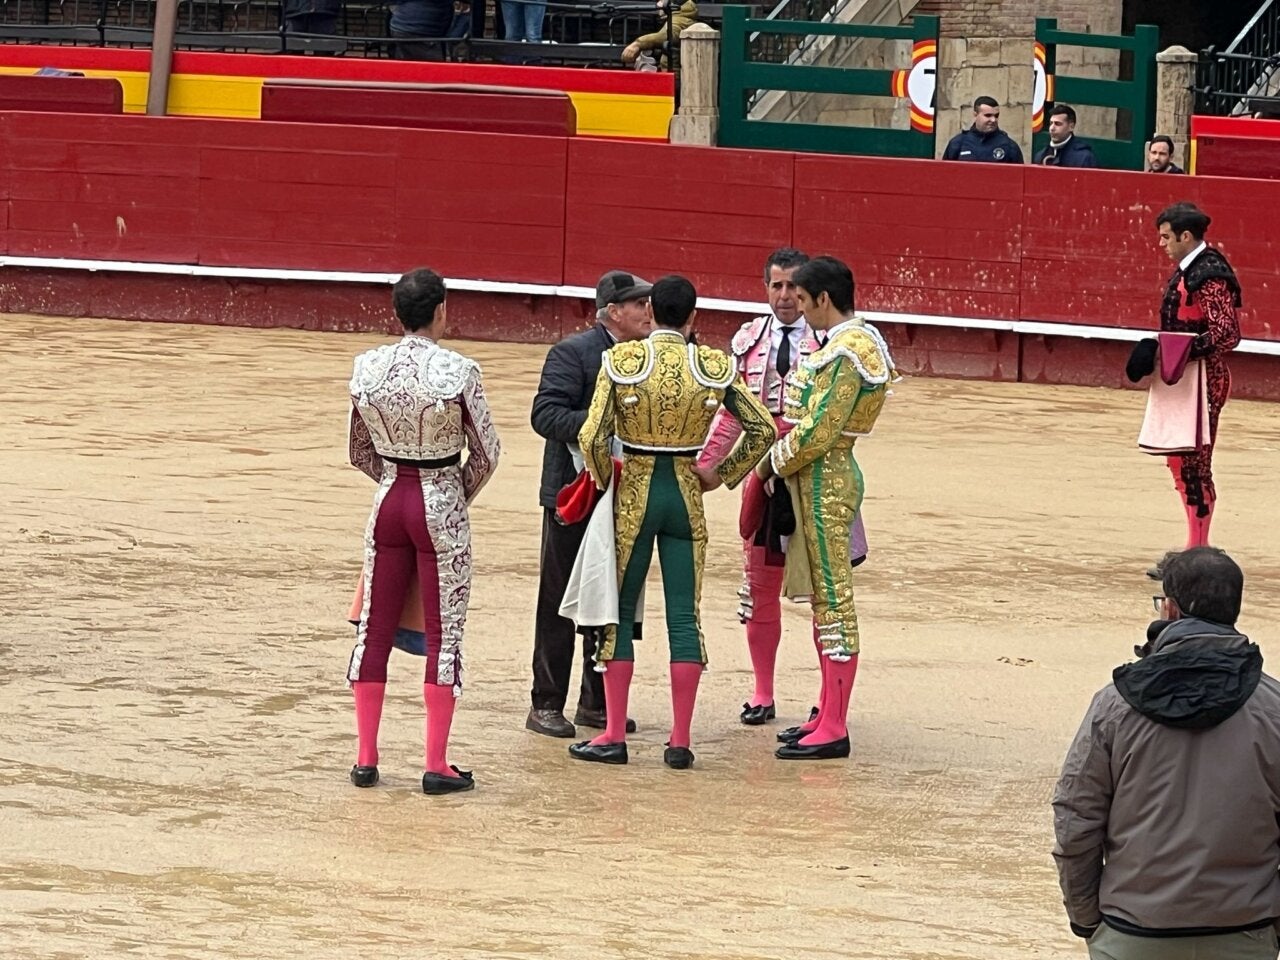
[525,708,575,738]
[574,707,637,734]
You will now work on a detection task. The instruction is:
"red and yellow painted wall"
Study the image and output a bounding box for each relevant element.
[0,44,674,138]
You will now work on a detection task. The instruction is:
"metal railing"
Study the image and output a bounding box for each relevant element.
[0,0,682,62]
[747,0,845,63]
[1195,0,1279,115]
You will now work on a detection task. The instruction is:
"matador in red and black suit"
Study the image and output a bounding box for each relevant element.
[1136,203,1242,578]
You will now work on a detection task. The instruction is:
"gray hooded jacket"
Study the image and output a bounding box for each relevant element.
[1053,618,1280,936]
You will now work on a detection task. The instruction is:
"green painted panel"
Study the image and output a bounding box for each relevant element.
[716,6,938,158]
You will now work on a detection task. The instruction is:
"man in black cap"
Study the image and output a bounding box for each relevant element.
[526,270,652,737]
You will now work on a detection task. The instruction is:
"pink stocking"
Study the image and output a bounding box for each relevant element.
[797,621,826,734]
[589,660,634,746]
[1185,499,1214,549]
[669,662,704,749]
[352,681,385,767]
[423,683,461,778]
[744,547,784,707]
[799,655,858,746]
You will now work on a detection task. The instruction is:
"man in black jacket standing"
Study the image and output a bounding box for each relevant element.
[942,96,1024,164]
[526,270,652,737]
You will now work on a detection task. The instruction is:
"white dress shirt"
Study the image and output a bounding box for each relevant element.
[1179,241,1208,273]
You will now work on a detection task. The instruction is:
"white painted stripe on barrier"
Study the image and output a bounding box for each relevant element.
[3,255,1277,356]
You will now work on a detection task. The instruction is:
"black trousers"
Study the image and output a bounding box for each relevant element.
[531,507,605,713]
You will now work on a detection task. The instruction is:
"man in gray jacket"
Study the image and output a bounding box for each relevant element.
[1053,547,1280,959]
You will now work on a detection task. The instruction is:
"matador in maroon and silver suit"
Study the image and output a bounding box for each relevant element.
[346,317,500,793]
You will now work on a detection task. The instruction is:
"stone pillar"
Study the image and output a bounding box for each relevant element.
[669,23,720,147]
[934,38,1035,159]
[1155,45,1197,170]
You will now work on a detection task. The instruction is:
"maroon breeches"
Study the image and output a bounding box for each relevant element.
[347,464,471,690]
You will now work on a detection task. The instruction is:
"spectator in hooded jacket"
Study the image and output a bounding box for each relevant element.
[1053,547,1280,960]
[1034,104,1099,167]
[942,96,1025,164]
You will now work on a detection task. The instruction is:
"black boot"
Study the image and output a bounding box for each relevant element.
[349,765,379,788]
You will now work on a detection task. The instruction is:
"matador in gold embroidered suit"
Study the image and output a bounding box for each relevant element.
[761,256,897,760]
[567,275,776,769]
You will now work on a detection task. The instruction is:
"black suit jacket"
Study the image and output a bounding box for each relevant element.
[531,323,614,510]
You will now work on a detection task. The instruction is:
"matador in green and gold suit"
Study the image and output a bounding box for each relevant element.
[768,312,897,759]
[569,316,775,769]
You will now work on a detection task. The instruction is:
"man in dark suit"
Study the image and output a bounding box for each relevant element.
[527,270,652,737]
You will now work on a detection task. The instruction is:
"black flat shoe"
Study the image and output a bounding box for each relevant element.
[422,765,475,795]
[574,708,638,734]
[775,735,851,761]
[663,745,695,769]
[808,705,820,722]
[776,725,808,744]
[568,740,628,764]
[740,702,776,726]
[349,765,379,788]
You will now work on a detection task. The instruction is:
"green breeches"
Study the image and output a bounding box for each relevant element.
[797,444,864,660]
[609,455,707,664]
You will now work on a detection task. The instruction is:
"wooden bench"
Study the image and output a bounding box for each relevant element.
[261,79,578,135]
[0,73,124,113]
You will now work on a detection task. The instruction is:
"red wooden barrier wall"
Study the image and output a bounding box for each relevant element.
[0,109,1276,343]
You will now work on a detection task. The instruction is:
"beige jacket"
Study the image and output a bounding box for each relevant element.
[1053,619,1280,935]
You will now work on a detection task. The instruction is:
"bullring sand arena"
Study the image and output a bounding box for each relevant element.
[5,312,1280,960]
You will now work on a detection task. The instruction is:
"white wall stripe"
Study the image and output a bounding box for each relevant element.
[4,255,1277,357]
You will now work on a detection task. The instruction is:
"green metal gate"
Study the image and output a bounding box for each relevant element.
[1034,17,1160,170]
[717,8,940,158]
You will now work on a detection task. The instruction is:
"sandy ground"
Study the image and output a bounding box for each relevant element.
[3,315,1280,960]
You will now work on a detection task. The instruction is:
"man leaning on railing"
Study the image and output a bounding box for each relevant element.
[621,0,696,70]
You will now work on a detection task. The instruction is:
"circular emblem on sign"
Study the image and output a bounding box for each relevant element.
[890,40,937,133]
[1032,41,1054,133]
[993,147,1006,160]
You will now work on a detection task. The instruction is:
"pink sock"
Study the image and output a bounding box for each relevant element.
[352,681,385,767]
[589,660,634,746]
[668,662,704,749]
[798,622,826,733]
[1185,500,1214,548]
[799,655,858,745]
[423,683,460,778]
[745,619,781,707]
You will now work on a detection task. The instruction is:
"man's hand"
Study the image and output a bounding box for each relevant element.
[693,466,722,492]
[622,42,641,64]
[754,457,773,481]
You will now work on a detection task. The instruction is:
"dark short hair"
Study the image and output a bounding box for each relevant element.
[1155,202,1212,240]
[973,95,999,112]
[792,256,855,314]
[1049,103,1077,125]
[393,268,446,332]
[763,247,809,284]
[1162,547,1244,626]
[1150,134,1174,152]
[650,274,697,328]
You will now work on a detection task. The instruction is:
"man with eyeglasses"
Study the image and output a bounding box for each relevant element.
[1054,547,1280,959]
